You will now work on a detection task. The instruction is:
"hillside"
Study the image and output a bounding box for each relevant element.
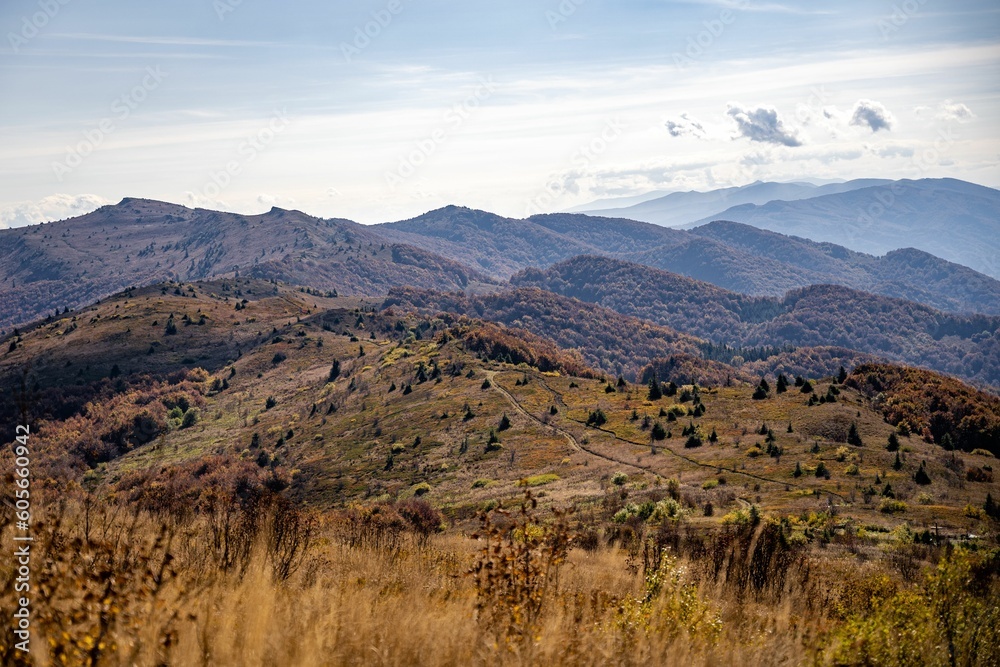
[2,278,998,666]
[4,277,996,529]
[687,179,1000,279]
[0,198,492,332]
[513,256,1000,387]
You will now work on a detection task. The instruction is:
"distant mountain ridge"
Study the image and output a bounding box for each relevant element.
[2,193,999,337]
[683,179,1000,279]
[576,178,893,227]
[0,198,492,331]
[377,206,1000,314]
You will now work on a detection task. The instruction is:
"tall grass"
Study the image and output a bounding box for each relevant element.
[1,492,997,666]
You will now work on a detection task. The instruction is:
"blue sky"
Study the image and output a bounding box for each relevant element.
[1,0,998,225]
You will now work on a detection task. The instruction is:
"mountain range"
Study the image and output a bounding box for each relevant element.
[3,190,999,391]
[576,178,1000,279]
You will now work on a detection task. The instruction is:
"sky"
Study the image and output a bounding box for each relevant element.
[1,0,998,226]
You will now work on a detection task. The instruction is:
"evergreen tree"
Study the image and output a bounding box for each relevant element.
[793,462,802,478]
[985,493,999,521]
[837,366,848,384]
[647,375,662,401]
[651,422,667,441]
[708,427,718,443]
[815,462,830,479]
[776,374,789,394]
[664,382,678,397]
[940,433,954,451]
[800,379,814,394]
[887,432,900,451]
[893,451,903,470]
[498,413,511,431]
[847,423,863,447]
[328,359,341,382]
[914,462,931,485]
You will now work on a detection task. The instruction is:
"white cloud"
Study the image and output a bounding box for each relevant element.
[0,194,110,229]
[850,99,894,132]
[938,100,975,123]
[664,113,706,138]
[726,104,802,146]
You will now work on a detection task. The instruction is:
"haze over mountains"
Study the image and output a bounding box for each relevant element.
[576,178,892,226]
[577,178,1000,279]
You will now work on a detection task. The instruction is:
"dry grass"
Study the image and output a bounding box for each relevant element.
[1,491,997,667]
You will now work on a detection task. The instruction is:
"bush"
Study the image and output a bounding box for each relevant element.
[611,472,628,486]
[519,473,560,487]
[181,408,200,429]
[879,499,907,514]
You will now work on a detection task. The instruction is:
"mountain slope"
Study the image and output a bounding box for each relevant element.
[686,179,1000,279]
[513,256,1000,387]
[690,221,1000,314]
[0,198,492,332]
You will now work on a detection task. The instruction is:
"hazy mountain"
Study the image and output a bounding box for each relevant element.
[378,207,1000,314]
[0,198,492,332]
[577,179,892,227]
[685,179,1000,279]
[513,255,1000,388]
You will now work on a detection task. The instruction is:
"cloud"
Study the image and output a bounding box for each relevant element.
[0,194,110,229]
[850,99,894,132]
[664,113,706,138]
[938,100,975,123]
[257,194,296,209]
[726,104,802,146]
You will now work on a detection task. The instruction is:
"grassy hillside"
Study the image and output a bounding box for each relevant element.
[1,280,998,666]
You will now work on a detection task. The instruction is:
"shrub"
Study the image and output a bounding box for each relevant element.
[520,473,560,487]
[879,499,907,514]
[412,482,431,496]
[181,408,200,429]
[587,409,607,427]
[265,396,277,410]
